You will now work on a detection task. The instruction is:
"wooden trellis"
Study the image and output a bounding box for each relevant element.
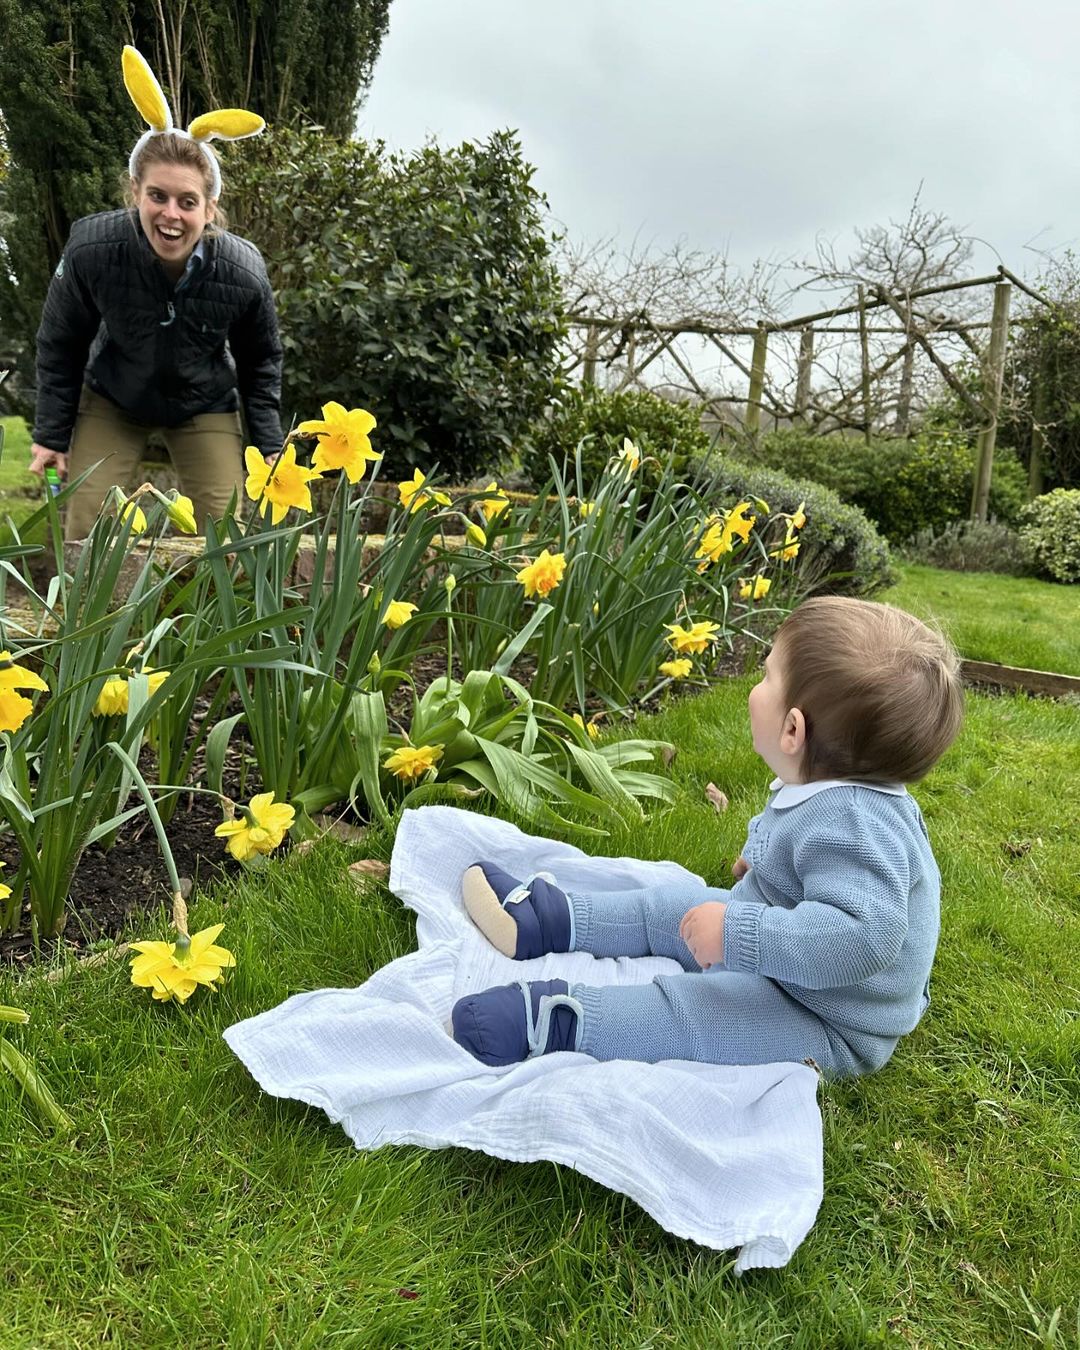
[565,265,1052,518]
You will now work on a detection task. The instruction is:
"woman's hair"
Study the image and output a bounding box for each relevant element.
[774,596,964,783]
[123,132,228,231]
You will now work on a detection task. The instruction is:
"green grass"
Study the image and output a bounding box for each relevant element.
[2,672,1078,1348]
[0,415,48,545]
[882,562,1080,676]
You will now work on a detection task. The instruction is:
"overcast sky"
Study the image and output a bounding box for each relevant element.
[359,0,1080,309]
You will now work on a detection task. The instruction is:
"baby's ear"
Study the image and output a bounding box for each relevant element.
[781,707,807,756]
[188,110,265,143]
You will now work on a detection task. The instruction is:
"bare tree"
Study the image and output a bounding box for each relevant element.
[796,191,978,433]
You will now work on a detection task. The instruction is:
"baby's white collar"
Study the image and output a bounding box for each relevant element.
[768,777,908,809]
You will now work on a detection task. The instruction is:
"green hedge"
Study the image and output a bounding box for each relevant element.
[228,126,565,481]
[524,387,713,489]
[700,455,896,597]
[1018,488,1080,583]
[751,429,1028,541]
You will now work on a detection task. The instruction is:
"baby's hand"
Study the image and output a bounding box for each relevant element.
[679,901,727,970]
[732,855,750,880]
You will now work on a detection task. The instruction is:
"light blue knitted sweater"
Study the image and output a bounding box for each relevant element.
[723,781,941,1042]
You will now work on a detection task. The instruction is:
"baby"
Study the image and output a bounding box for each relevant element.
[450,596,965,1079]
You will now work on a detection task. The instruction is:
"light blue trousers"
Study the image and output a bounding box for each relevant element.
[567,884,888,1078]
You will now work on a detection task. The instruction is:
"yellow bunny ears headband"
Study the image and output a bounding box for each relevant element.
[122,45,264,199]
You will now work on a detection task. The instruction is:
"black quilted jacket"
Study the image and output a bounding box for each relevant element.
[33,209,283,456]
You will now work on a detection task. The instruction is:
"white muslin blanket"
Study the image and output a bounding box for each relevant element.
[224,805,823,1272]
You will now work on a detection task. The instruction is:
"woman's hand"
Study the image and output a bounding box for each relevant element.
[29,444,68,479]
[679,901,727,970]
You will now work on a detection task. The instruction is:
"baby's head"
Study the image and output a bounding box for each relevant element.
[749,596,964,784]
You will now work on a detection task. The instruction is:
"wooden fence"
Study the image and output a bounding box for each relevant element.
[564,265,1053,517]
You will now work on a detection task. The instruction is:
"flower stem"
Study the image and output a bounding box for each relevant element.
[0,1037,75,1134]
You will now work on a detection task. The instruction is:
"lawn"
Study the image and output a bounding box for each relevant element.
[2,655,1078,1346]
[882,562,1080,677]
[0,415,47,546]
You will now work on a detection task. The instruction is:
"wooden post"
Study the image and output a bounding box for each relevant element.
[970,281,1012,521]
[745,324,768,440]
[894,342,915,435]
[624,325,637,388]
[1028,347,1051,499]
[794,328,814,424]
[858,284,872,445]
[582,324,600,388]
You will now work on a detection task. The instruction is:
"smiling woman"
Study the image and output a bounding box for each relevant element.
[27,46,283,539]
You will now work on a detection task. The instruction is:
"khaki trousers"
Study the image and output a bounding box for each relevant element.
[64,387,246,539]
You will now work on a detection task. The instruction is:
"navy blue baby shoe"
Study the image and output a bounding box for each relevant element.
[451,979,581,1066]
[461,861,572,959]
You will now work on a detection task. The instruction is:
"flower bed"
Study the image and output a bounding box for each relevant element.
[0,408,811,985]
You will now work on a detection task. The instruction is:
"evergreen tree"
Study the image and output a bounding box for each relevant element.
[0,0,393,417]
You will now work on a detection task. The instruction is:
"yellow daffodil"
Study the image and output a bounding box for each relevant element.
[770,523,801,561]
[120,499,147,534]
[0,652,48,734]
[466,522,488,547]
[516,548,567,599]
[382,599,418,630]
[618,438,641,472]
[383,743,443,781]
[245,444,321,525]
[738,575,772,601]
[571,713,601,741]
[165,492,198,535]
[398,468,451,513]
[665,620,721,655]
[479,482,509,523]
[578,499,596,519]
[695,500,757,567]
[92,667,169,718]
[296,402,381,483]
[659,658,693,680]
[128,923,236,1003]
[789,500,806,530]
[0,862,10,903]
[214,792,295,862]
[94,676,128,717]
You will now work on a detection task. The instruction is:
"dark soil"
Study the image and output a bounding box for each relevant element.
[0,788,242,969]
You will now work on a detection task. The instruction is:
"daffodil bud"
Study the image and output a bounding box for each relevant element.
[466,522,487,547]
[0,1005,30,1025]
[368,652,382,675]
[444,574,457,596]
[165,493,198,535]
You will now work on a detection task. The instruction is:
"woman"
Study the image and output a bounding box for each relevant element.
[29,47,282,537]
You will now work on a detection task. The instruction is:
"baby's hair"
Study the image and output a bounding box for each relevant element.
[123,134,228,231]
[774,596,964,783]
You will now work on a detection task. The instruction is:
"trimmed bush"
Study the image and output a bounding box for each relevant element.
[524,386,713,489]
[753,429,1028,541]
[700,453,896,598]
[228,125,565,481]
[1017,488,1080,583]
[899,520,1033,575]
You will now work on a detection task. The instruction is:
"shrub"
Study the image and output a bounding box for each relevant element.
[753,428,1028,541]
[697,453,896,597]
[1017,488,1080,583]
[899,520,1033,575]
[227,126,565,481]
[524,386,713,488]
